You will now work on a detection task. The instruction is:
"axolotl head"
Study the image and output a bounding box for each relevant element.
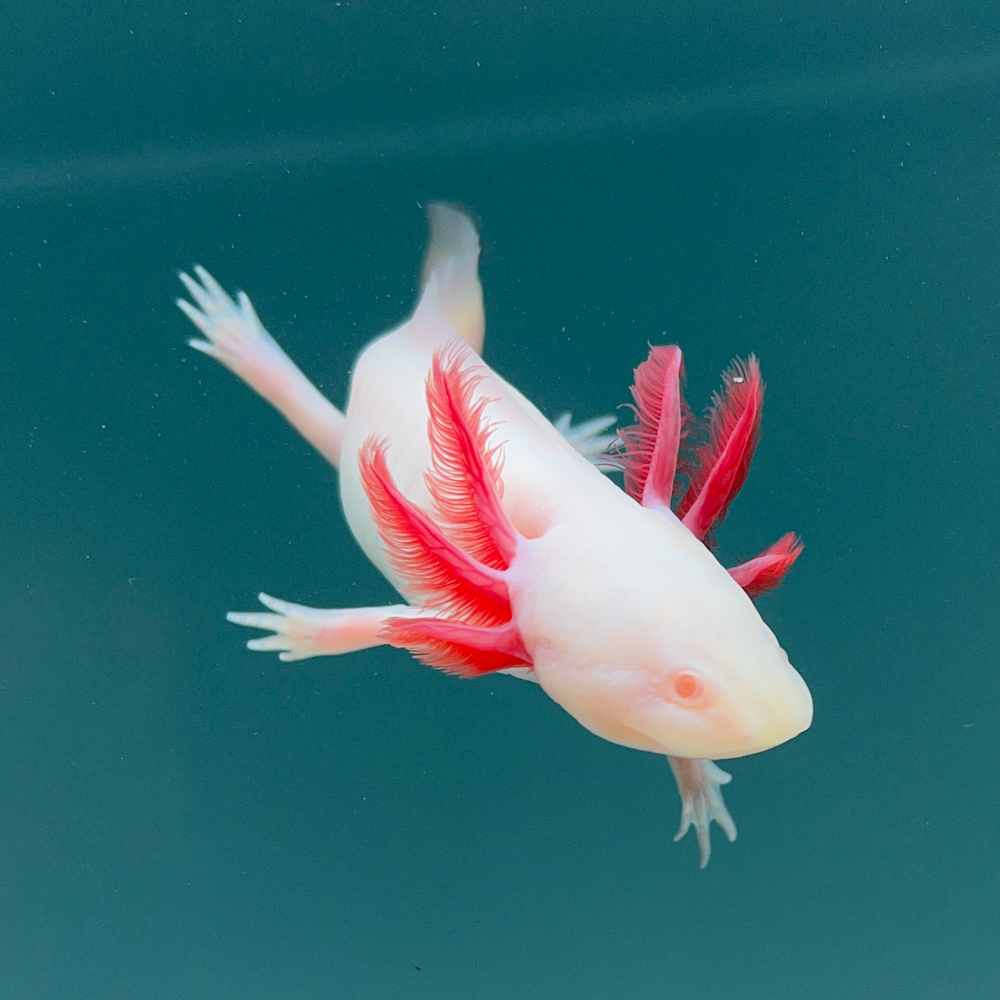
[516,502,813,761]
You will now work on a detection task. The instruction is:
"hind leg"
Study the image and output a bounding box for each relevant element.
[553,412,619,468]
[178,266,346,468]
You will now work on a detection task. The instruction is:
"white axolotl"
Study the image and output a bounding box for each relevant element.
[177,204,812,866]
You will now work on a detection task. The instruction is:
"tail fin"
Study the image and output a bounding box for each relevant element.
[420,203,485,353]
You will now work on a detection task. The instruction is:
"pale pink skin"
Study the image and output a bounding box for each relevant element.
[177,205,812,866]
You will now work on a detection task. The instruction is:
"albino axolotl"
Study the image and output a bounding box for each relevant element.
[177,204,812,866]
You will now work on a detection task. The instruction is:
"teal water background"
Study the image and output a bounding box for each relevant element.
[2,3,999,997]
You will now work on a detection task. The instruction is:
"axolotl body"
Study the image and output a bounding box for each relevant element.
[177,204,812,866]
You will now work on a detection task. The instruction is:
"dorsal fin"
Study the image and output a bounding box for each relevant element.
[420,203,485,353]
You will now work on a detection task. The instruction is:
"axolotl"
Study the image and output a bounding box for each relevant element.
[177,204,812,866]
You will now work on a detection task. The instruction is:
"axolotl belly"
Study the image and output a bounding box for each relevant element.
[177,204,812,866]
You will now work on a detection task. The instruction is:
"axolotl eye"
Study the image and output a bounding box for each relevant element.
[656,669,709,708]
[673,672,702,700]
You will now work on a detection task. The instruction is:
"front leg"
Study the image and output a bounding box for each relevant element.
[178,266,346,468]
[227,593,422,661]
[667,756,738,868]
